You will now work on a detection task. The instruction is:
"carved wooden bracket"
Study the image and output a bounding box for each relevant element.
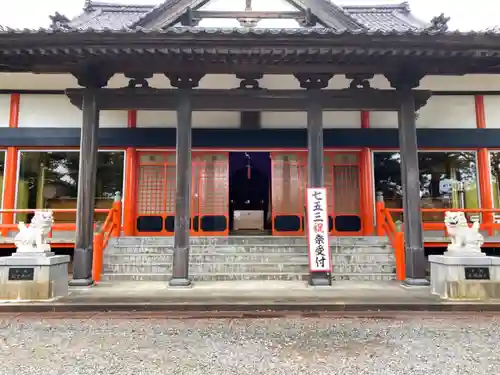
[345,74,374,89]
[385,68,426,90]
[165,73,205,89]
[294,73,333,89]
[72,65,115,89]
[125,72,153,89]
[235,73,263,89]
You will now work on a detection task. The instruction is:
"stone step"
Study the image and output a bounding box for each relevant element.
[104,253,310,263]
[332,253,395,263]
[104,262,395,274]
[104,262,310,274]
[110,236,390,247]
[332,274,396,281]
[333,263,395,274]
[101,273,309,282]
[101,272,395,282]
[104,252,394,264]
[105,245,393,255]
[105,245,309,255]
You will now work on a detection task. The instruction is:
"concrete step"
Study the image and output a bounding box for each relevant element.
[332,253,395,263]
[110,236,390,247]
[332,274,396,281]
[104,262,394,275]
[104,253,394,264]
[106,245,393,255]
[104,253,310,263]
[104,262,309,274]
[112,236,309,247]
[333,263,395,274]
[101,273,309,282]
[105,245,310,255]
[101,272,395,282]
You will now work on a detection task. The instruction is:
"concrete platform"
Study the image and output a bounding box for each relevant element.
[1,280,500,312]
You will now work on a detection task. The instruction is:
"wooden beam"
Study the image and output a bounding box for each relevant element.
[191,10,304,19]
[65,88,432,112]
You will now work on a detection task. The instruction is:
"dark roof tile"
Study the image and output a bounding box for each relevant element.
[60,0,426,32]
[341,3,427,31]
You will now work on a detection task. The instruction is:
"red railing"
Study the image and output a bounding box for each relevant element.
[376,197,500,281]
[92,196,122,283]
[0,194,122,283]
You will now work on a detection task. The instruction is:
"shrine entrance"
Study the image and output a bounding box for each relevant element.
[229,152,272,234]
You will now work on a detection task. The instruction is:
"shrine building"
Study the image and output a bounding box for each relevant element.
[1,0,500,286]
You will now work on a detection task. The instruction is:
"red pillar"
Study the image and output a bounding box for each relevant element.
[475,95,494,233]
[360,110,375,235]
[123,110,138,236]
[2,94,20,235]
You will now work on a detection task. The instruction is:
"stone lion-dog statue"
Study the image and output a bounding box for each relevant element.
[13,211,54,253]
[444,211,484,252]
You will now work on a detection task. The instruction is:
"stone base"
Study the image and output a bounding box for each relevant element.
[168,278,192,288]
[0,254,70,300]
[429,254,500,300]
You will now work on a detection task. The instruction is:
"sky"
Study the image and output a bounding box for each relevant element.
[0,0,497,31]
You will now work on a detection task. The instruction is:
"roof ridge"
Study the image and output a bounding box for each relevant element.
[131,0,189,28]
[85,1,155,12]
[341,2,410,12]
[299,0,366,30]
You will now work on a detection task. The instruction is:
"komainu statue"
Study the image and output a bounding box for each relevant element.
[444,211,484,252]
[14,211,54,253]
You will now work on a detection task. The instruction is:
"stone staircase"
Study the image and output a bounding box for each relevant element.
[102,236,396,282]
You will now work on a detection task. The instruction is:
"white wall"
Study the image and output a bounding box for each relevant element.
[17,95,128,128]
[3,72,500,91]
[0,95,10,128]
[2,72,500,129]
[484,96,500,128]
[371,96,477,129]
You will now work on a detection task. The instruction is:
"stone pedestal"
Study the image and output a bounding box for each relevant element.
[429,252,500,300]
[0,252,70,301]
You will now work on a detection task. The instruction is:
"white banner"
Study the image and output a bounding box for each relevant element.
[306,188,332,273]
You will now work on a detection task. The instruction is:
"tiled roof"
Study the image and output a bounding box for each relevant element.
[68,2,154,30]
[62,0,426,32]
[342,3,427,31]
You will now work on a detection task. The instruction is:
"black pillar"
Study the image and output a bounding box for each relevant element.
[295,73,333,286]
[167,74,204,287]
[387,71,429,286]
[70,89,99,286]
[70,69,113,286]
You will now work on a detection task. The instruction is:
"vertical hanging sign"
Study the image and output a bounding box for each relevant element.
[306,188,332,272]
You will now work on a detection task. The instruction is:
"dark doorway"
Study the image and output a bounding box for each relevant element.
[229,152,272,233]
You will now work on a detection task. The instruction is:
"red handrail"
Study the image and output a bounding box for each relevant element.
[376,203,500,281]
[0,194,122,284]
[92,195,122,283]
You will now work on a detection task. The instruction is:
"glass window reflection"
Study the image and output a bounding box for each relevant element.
[374,151,479,222]
[16,151,124,223]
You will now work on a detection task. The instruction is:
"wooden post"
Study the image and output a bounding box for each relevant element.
[123,147,137,236]
[386,71,428,286]
[70,69,113,286]
[92,231,104,283]
[360,111,375,235]
[295,73,333,287]
[123,110,137,236]
[167,74,203,287]
[112,191,122,237]
[375,191,385,236]
[70,88,101,286]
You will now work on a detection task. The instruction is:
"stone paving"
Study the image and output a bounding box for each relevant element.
[1,314,500,375]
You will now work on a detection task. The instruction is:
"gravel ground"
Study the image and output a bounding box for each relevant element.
[0,315,499,375]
